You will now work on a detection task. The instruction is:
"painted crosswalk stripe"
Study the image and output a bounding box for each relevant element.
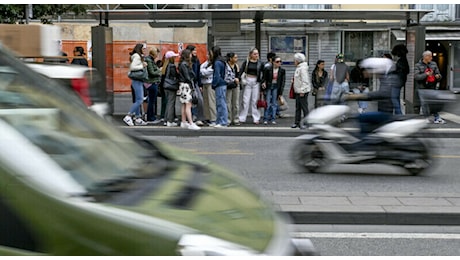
[291,232,460,240]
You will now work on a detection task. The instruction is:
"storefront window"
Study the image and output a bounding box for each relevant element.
[344,31,373,62]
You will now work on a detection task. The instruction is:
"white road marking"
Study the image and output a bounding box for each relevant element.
[291,232,460,240]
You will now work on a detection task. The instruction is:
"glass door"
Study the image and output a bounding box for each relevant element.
[451,42,460,93]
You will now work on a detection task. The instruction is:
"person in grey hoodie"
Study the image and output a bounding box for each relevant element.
[291,52,312,129]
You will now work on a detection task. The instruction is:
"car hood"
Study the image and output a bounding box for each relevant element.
[108,140,283,253]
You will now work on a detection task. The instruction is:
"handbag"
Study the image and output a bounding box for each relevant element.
[191,84,199,105]
[164,78,179,90]
[256,93,267,109]
[163,64,179,91]
[289,82,295,99]
[240,59,249,86]
[240,72,248,86]
[227,81,237,89]
[128,68,147,81]
[277,96,288,111]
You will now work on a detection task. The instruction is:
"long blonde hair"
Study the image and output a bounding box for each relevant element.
[161,57,175,75]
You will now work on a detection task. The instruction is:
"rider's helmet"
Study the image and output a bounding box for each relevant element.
[359,57,395,75]
[336,53,345,63]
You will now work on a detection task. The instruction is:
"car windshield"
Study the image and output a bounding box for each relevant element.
[0,46,159,193]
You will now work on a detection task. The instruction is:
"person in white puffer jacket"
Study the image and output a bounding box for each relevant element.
[291,52,312,129]
[123,43,148,126]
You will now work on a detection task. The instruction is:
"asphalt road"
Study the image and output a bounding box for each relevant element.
[146,136,460,194]
[147,135,460,255]
[292,224,460,256]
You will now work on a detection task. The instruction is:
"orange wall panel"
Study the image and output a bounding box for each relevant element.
[113,41,208,94]
[61,40,92,67]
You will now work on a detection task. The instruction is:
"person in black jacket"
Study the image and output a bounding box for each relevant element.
[162,51,179,127]
[391,44,410,115]
[350,59,370,113]
[178,49,201,130]
[71,46,88,67]
[262,56,285,124]
[185,45,205,126]
[311,59,329,108]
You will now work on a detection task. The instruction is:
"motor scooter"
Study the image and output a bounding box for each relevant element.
[291,104,433,175]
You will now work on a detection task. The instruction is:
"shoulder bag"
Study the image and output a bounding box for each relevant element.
[289,77,295,99]
[191,82,199,105]
[163,64,179,91]
[128,68,148,81]
[240,59,249,86]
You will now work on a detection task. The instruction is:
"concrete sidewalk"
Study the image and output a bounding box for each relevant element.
[261,191,460,225]
[113,110,460,138]
[112,92,460,137]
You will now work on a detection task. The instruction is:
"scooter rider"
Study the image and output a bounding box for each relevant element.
[346,57,398,134]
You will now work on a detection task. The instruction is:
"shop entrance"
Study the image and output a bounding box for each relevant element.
[425,40,449,90]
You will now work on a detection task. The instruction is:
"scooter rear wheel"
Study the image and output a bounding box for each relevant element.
[291,141,325,172]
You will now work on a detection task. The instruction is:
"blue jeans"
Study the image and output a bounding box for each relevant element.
[330,81,349,104]
[147,82,158,121]
[129,79,144,117]
[353,87,369,110]
[264,86,278,122]
[392,86,403,115]
[214,85,228,126]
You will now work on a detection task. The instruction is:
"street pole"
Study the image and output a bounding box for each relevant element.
[25,4,33,24]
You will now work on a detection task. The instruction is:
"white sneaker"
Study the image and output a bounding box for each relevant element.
[214,124,227,128]
[123,115,134,126]
[134,118,148,126]
[434,118,446,124]
[166,122,177,127]
[180,122,190,128]
[148,119,162,124]
[188,123,201,130]
[208,122,217,127]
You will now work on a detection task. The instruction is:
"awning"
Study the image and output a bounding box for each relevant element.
[89,8,432,23]
[392,30,460,41]
[427,31,460,41]
[391,30,406,41]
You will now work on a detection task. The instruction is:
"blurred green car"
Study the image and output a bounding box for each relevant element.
[0,42,316,255]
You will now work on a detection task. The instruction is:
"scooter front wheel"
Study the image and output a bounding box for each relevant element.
[291,141,325,172]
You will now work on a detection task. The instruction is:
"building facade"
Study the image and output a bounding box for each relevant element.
[50,4,460,113]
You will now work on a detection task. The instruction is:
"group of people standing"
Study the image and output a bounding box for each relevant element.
[123,44,291,130]
[123,42,446,129]
[293,43,446,130]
